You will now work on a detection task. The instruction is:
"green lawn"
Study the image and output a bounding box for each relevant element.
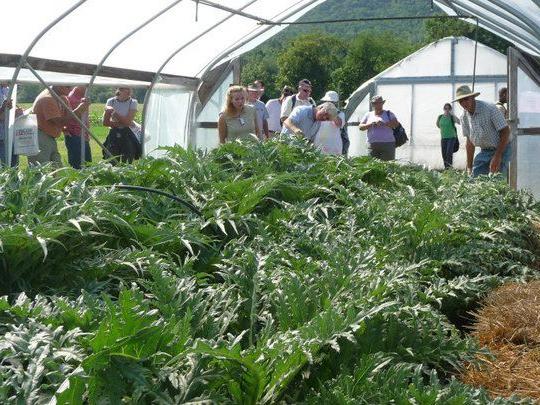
[16,103,142,167]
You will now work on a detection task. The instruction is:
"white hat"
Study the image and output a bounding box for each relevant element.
[320,90,339,103]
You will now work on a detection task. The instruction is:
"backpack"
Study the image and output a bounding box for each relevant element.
[384,110,408,147]
[291,94,316,110]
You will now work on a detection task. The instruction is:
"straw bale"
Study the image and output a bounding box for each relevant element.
[461,281,540,401]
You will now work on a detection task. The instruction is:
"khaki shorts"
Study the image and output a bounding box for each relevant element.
[28,131,62,167]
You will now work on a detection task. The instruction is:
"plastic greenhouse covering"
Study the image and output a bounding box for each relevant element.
[345,37,508,170]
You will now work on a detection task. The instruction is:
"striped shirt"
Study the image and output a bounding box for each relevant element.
[461,100,508,149]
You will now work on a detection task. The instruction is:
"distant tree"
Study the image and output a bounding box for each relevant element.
[424,17,511,55]
[275,33,347,100]
[241,50,280,99]
[330,31,413,100]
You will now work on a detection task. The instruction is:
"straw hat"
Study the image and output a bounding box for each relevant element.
[453,85,480,102]
[370,95,385,104]
[320,90,339,103]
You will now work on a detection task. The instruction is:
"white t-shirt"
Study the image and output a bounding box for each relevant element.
[280,94,316,120]
[106,97,140,139]
[313,111,345,155]
[265,98,282,132]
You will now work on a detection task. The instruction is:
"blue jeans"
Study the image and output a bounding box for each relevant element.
[65,135,91,169]
[441,137,458,169]
[472,144,511,178]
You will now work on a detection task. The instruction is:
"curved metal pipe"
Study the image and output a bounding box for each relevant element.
[3,0,87,167]
[195,0,319,79]
[83,0,185,165]
[140,0,260,147]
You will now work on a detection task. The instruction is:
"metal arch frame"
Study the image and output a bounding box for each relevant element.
[185,0,320,146]
[81,0,186,166]
[3,0,87,168]
[140,0,262,154]
[191,0,273,25]
[449,0,540,55]
[195,0,319,78]
[466,0,539,40]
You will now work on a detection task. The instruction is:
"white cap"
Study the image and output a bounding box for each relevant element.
[320,90,339,103]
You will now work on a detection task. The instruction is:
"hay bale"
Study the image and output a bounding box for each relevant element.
[461,282,540,400]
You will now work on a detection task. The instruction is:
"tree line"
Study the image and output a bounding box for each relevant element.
[240,18,510,102]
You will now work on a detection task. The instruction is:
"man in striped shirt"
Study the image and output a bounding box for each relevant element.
[454,85,510,178]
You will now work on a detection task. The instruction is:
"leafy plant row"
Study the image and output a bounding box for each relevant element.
[0,137,538,404]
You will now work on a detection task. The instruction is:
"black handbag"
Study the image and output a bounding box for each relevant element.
[386,111,408,147]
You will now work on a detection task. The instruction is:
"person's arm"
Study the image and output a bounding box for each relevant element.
[452,114,460,125]
[358,114,372,131]
[263,120,269,139]
[112,109,136,127]
[488,106,511,173]
[283,117,303,136]
[103,107,116,128]
[48,99,89,127]
[218,114,227,144]
[436,115,440,128]
[489,126,510,173]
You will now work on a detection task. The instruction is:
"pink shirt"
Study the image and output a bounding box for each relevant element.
[64,88,89,139]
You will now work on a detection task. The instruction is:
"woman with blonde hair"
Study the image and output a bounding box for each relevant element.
[218,85,258,144]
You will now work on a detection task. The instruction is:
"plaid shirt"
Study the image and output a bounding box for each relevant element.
[461,100,508,149]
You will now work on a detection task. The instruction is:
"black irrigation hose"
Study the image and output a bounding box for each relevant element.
[112,184,203,217]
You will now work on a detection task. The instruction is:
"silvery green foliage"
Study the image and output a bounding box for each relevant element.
[0,137,538,404]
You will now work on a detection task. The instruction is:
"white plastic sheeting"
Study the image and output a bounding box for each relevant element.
[1,0,324,78]
[144,82,193,158]
[515,66,540,199]
[435,0,540,57]
[345,37,507,169]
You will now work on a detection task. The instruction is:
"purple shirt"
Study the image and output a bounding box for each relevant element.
[361,110,396,143]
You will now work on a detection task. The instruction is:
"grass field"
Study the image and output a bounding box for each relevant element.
[17,103,142,167]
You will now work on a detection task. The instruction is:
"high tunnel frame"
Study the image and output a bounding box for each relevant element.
[1,0,321,166]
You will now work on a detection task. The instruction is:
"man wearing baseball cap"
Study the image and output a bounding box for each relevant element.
[454,85,510,178]
[280,79,316,123]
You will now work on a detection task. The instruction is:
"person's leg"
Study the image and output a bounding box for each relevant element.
[441,139,452,168]
[368,143,382,159]
[50,138,62,167]
[380,142,395,161]
[447,138,456,168]
[472,149,492,177]
[64,135,82,169]
[28,131,54,166]
[84,140,92,163]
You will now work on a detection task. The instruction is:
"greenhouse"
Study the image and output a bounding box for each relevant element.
[0,1,540,402]
[344,36,508,169]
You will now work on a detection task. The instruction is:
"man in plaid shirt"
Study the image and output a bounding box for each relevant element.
[454,85,510,178]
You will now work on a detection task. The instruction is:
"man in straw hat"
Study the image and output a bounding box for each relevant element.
[454,84,510,178]
[247,81,269,140]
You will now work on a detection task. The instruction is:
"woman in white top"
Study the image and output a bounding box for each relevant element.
[102,87,141,163]
[313,91,345,155]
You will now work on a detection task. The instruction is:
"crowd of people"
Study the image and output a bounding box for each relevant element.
[0,77,511,179]
[0,84,142,169]
[218,78,511,178]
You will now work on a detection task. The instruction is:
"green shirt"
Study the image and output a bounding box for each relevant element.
[438,114,457,139]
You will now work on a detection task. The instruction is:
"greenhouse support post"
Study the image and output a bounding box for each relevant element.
[3,0,87,167]
[24,63,115,161]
